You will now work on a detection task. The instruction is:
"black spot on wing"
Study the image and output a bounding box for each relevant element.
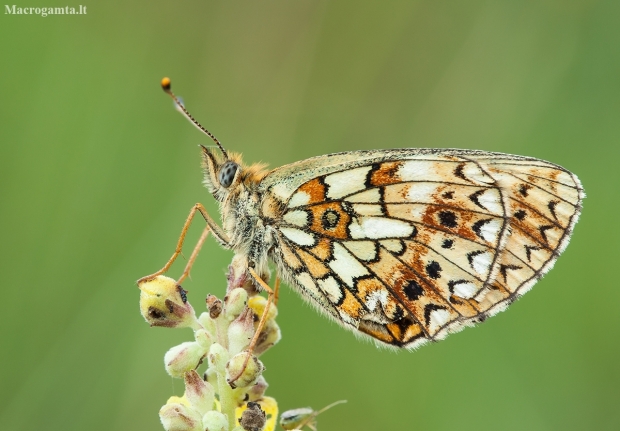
[426,261,442,279]
[514,209,527,220]
[438,211,458,228]
[403,280,424,301]
[441,239,453,249]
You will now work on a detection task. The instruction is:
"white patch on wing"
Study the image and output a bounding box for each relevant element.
[345,188,381,203]
[462,163,494,184]
[343,241,378,261]
[364,288,388,313]
[478,219,502,243]
[280,227,315,246]
[477,188,503,214]
[324,166,371,199]
[328,243,369,288]
[287,190,310,208]
[451,281,477,299]
[318,276,343,304]
[283,210,309,227]
[470,251,493,276]
[349,217,414,239]
[352,204,383,216]
[407,183,439,202]
[379,239,404,254]
[398,161,433,181]
[429,308,451,332]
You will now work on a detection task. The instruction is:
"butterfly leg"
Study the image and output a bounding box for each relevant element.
[228,267,276,385]
[274,276,280,306]
[137,203,230,284]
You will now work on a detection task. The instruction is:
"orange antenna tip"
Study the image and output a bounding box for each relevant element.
[161,77,171,92]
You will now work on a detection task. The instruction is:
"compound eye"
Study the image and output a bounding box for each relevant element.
[218,161,238,188]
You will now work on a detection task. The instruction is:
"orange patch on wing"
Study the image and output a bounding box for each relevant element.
[307,237,332,261]
[358,321,396,344]
[370,161,403,186]
[279,241,302,270]
[307,202,351,240]
[297,178,327,205]
[385,317,424,345]
[339,289,364,321]
[297,249,330,279]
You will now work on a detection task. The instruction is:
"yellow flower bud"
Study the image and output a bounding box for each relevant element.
[138,276,198,329]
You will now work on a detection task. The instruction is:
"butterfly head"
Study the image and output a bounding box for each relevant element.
[201,146,269,202]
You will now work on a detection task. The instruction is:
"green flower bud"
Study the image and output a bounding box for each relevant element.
[228,308,254,356]
[225,288,248,320]
[202,410,229,431]
[184,370,215,416]
[195,329,214,350]
[164,341,207,378]
[226,352,264,389]
[198,311,217,335]
[159,401,202,431]
[138,276,198,329]
[208,343,230,372]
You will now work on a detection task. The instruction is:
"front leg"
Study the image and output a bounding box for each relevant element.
[137,203,230,284]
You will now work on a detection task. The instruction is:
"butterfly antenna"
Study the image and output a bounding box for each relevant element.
[160,77,228,159]
[313,400,347,417]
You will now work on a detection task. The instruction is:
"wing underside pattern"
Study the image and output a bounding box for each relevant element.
[266,152,583,348]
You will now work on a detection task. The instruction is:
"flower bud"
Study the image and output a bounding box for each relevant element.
[239,402,265,431]
[164,341,207,378]
[246,376,268,402]
[184,370,215,415]
[195,329,214,350]
[228,308,254,356]
[247,296,277,323]
[208,343,230,372]
[226,352,264,389]
[159,401,203,431]
[202,410,229,431]
[253,320,281,357]
[204,367,218,389]
[225,288,248,320]
[198,311,216,332]
[206,295,223,319]
[138,276,198,329]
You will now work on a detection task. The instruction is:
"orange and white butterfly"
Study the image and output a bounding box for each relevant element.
[152,78,584,350]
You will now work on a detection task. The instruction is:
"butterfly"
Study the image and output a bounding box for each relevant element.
[145,77,584,351]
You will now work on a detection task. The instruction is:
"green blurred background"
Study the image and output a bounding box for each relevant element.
[1,1,618,430]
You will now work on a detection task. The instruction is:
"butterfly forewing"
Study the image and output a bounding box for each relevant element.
[260,149,583,348]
